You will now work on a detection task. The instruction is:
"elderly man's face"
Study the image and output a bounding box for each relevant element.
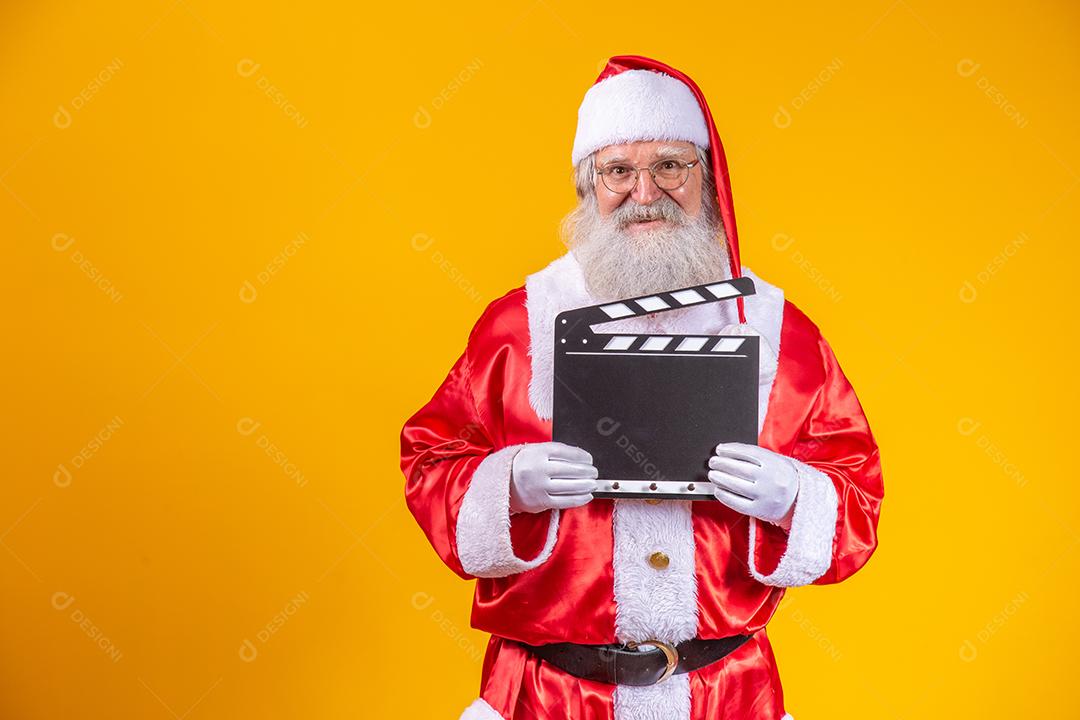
[564,137,727,303]
[594,139,703,233]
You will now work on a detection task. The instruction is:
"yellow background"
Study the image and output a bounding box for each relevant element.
[2,1,1076,717]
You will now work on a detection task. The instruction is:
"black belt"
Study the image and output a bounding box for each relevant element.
[517,633,754,686]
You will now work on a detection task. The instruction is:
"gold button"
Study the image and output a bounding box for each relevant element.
[648,551,670,570]
[646,498,662,505]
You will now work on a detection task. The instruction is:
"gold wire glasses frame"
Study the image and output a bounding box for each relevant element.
[595,158,700,194]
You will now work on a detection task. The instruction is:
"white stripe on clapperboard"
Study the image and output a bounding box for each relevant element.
[597,281,742,320]
[572,280,749,356]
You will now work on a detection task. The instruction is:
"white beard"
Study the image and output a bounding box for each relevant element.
[564,192,731,304]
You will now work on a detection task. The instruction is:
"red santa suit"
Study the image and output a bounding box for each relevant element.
[400,55,884,720]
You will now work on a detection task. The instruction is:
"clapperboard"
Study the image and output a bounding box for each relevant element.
[552,277,759,500]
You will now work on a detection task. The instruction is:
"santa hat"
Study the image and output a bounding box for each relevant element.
[571,55,746,323]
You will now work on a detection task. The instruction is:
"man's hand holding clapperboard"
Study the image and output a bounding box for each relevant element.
[508,277,800,531]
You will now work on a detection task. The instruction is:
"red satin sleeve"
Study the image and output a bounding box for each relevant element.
[400,292,553,582]
[798,333,884,584]
[400,348,494,580]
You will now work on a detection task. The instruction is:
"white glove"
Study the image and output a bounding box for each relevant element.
[509,442,599,514]
[707,442,799,530]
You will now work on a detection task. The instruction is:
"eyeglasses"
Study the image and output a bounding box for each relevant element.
[595,158,699,194]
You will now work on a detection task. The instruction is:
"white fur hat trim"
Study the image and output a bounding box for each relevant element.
[571,69,710,165]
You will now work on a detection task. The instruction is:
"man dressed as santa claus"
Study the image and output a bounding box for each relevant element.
[400,55,884,720]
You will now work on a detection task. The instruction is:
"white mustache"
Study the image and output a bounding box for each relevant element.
[567,190,730,303]
[608,195,688,228]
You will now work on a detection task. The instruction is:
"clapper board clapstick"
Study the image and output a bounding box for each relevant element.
[552,277,759,500]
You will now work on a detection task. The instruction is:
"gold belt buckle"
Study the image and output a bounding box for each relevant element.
[626,639,679,684]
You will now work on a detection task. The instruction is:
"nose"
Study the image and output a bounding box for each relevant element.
[630,168,663,204]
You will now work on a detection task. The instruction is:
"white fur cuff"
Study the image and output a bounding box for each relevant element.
[459,697,504,719]
[747,459,839,587]
[456,444,561,578]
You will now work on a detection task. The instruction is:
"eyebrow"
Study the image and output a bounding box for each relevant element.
[654,144,694,160]
[598,145,694,166]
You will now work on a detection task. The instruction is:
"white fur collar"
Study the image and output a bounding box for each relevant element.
[524,252,591,421]
[524,251,784,431]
